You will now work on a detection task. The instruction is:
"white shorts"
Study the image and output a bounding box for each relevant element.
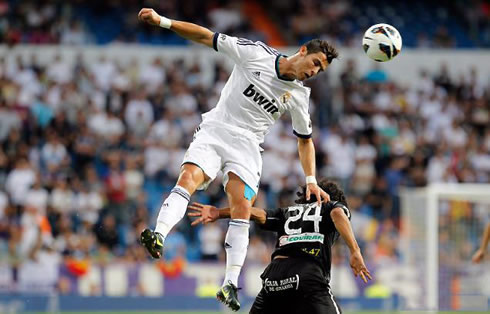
[182,123,262,194]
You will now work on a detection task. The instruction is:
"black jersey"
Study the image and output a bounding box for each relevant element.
[261,201,351,278]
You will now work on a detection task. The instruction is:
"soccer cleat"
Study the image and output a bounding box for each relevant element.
[140,228,164,259]
[216,281,241,312]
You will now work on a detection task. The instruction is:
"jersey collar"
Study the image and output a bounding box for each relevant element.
[275,55,295,82]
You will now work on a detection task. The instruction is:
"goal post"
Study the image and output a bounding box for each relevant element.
[400,183,490,311]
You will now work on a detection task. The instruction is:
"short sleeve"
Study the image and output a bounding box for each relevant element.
[329,201,351,220]
[261,208,284,232]
[290,97,312,139]
[213,33,257,65]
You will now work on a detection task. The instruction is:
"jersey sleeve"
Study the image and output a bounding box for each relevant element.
[328,201,351,220]
[260,207,284,232]
[290,97,313,139]
[212,32,257,65]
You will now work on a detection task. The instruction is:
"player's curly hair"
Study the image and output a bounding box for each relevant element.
[295,178,347,206]
[304,39,339,64]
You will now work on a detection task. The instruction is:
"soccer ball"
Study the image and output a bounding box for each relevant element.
[362,23,402,62]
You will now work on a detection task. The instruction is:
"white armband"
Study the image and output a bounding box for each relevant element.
[306,176,317,185]
[159,15,172,29]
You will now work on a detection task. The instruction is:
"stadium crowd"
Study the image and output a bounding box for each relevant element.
[0,48,488,285]
[1,0,489,47]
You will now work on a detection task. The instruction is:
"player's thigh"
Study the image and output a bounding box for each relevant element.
[182,126,222,192]
[220,133,262,197]
[224,172,253,218]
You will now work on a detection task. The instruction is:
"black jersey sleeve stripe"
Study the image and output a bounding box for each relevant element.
[213,32,219,51]
[237,37,255,44]
[237,42,277,56]
[236,39,279,56]
[293,130,312,139]
[257,42,279,56]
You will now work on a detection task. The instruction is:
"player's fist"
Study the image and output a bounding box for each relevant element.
[138,8,161,26]
[472,248,485,264]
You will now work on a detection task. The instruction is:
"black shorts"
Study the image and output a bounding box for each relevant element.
[250,257,341,314]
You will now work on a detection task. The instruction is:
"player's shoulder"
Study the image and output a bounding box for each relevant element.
[246,39,281,57]
[232,36,280,58]
[324,201,351,219]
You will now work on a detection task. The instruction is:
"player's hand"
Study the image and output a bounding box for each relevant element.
[472,248,485,264]
[138,8,161,26]
[187,202,219,226]
[350,250,372,283]
[306,183,330,205]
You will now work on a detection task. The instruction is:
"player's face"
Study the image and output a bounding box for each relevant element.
[297,47,329,81]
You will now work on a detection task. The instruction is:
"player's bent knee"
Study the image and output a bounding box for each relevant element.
[177,165,205,194]
[230,201,251,219]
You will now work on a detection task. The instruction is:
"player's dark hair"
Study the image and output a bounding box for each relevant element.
[295,178,347,206]
[304,39,339,64]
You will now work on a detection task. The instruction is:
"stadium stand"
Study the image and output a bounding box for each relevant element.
[1,0,489,47]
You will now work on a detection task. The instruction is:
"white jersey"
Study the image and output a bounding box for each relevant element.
[202,32,313,143]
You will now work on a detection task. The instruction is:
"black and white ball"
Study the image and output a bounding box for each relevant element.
[362,23,402,62]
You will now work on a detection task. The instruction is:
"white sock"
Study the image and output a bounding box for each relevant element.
[154,185,190,240]
[223,219,250,287]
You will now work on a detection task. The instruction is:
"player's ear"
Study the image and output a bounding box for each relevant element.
[299,45,307,56]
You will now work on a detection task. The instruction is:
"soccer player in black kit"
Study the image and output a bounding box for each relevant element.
[188,179,372,314]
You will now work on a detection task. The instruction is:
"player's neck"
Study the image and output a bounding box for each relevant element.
[277,54,299,81]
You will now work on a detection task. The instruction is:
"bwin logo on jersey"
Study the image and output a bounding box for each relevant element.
[243,84,279,115]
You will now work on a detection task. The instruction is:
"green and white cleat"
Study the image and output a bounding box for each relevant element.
[140,229,164,259]
[216,281,241,312]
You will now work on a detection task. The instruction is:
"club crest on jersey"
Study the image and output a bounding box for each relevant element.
[280,91,292,104]
[252,71,261,79]
[243,84,279,115]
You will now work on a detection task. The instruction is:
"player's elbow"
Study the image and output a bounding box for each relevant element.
[196,30,215,48]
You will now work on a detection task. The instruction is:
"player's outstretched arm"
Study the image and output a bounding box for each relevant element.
[330,207,372,283]
[297,138,330,205]
[188,202,267,226]
[138,8,214,48]
[472,222,490,264]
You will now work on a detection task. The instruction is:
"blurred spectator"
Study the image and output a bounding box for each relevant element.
[198,223,223,261]
[50,179,75,214]
[0,100,21,142]
[125,90,154,138]
[95,215,119,250]
[5,158,36,206]
[25,175,49,215]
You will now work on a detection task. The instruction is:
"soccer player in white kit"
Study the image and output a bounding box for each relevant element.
[138,8,339,311]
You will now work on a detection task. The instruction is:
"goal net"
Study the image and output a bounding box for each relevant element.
[400,183,490,311]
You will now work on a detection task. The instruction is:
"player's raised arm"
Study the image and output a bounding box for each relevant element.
[188,203,267,226]
[297,138,330,205]
[330,206,372,283]
[138,8,214,48]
